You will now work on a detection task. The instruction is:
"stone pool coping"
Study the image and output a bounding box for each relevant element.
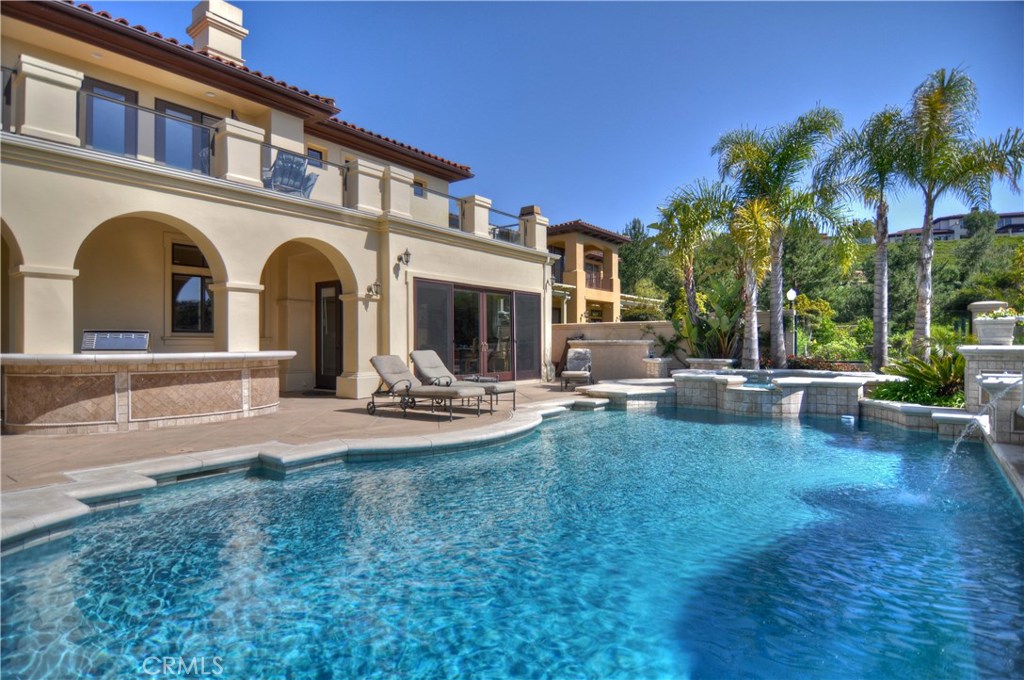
[4,381,1022,555]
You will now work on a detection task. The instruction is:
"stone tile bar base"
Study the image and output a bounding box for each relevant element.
[1,351,295,434]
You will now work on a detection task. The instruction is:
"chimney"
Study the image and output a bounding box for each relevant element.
[187,0,248,66]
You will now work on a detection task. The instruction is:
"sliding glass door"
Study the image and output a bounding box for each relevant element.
[414,279,542,380]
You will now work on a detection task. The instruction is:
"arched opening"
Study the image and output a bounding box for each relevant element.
[73,213,226,352]
[259,239,355,393]
[1,221,24,353]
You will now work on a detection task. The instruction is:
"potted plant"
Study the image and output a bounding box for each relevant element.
[974,307,1021,346]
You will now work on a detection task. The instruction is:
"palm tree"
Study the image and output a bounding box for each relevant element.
[655,179,733,325]
[815,107,910,372]
[729,199,775,369]
[712,106,844,368]
[902,67,1024,358]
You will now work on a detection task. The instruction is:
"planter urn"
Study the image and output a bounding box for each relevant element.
[974,317,1018,346]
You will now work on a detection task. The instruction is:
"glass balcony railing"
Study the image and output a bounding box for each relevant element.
[2,66,14,132]
[421,186,465,230]
[488,207,523,245]
[78,91,215,175]
[260,144,349,205]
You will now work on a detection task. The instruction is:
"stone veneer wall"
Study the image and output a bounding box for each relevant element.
[960,346,1024,446]
[675,373,863,420]
[2,353,292,434]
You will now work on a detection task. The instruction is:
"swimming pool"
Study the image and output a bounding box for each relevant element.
[2,409,1022,678]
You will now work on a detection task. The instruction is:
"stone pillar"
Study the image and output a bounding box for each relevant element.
[383,166,414,219]
[14,55,83,146]
[347,159,384,215]
[213,118,264,187]
[210,282,263,352]
[461,195,492,238]
[520,205,548,251]
[9,265,78,353]
[337,291,380,398]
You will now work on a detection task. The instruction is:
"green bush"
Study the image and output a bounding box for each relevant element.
[872,351,966,408]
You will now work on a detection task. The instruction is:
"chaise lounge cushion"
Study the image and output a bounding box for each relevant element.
[370,355,485,401]
[410,349,517,407]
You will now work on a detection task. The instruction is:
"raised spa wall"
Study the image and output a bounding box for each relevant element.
[1,351,294,434]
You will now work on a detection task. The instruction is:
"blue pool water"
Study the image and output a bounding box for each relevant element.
[2,409,1023,679]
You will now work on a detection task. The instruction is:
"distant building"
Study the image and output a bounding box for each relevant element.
[547,220,629,323]
[888,211,1024,242]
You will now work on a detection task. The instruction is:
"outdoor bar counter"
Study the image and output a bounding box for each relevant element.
[1,351,295,435]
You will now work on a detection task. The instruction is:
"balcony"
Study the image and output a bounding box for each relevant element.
[80,90,215,176]
[585,274,614,291]
[2,54,546,249]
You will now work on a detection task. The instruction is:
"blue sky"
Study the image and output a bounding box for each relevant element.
[92,1,1023,233]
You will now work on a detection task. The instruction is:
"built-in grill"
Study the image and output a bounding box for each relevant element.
[81,330,150,353]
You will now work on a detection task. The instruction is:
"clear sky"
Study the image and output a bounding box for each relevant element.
[90,1,1023,234]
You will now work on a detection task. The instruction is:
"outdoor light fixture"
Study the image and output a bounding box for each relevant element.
[787,288,799,355]
[366,281,381,297]
[397,249,411,266]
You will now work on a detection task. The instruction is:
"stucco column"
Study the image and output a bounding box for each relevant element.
[9,265,78,353]
[14,55,83,146]
[604,246,621,321]
[337,291,379,398]
[383,166,414,219]
[461,195,492,238]
[347,159,384,214]
[565,237,585,323]
[520,205,549,251]
[210,282,263,351]
[213,118,264,187]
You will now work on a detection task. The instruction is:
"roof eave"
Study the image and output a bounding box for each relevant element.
[3,1,339,121]
[311,119,473,182]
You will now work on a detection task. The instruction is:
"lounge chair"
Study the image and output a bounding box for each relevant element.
[410,349,517,412]
[368,355,484,421]
[561,348,592,390]
[263,151,319,198]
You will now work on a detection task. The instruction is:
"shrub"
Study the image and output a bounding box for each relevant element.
[786,355,862,372]
[872,351,966,407]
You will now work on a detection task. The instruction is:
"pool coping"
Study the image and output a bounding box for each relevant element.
[4,386,1022,555]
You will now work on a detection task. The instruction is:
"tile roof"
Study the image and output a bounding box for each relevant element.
[41,1,472,176]
[65,1,336,107]
[321,118,472,175]
[548,220,631,245]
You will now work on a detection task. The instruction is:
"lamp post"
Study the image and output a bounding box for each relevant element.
[786,288,798,356]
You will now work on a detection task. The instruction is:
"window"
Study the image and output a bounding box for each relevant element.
[307,146,325,168]
[413,180,426,198]
[170,243,213,333]
[548,246,565,282]
[155,100,217,175]
[585,261,602,288]
[82,77,138,156]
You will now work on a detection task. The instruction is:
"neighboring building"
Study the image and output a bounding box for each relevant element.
[547,220,628,323]
[0,0,553,433]
[887,211,1024,242]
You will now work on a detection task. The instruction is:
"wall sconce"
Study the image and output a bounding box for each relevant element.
[366,281,381,297]
[396,249,412,266]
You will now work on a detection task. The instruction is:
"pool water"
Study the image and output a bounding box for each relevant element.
[2,409,1023,679]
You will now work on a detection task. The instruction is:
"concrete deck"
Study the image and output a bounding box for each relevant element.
[1,381,576,492]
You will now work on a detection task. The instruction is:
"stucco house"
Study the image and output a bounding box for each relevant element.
[0,0,553,433]
[547,220,628,324]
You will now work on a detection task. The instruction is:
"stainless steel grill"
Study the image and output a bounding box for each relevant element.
[81,330,150,352]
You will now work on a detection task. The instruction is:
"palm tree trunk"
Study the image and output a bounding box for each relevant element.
[769,229,786,368]
[742,265,760,369]
[872,200,889,373]
[684,263,699,326]
[912,194,936,359]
